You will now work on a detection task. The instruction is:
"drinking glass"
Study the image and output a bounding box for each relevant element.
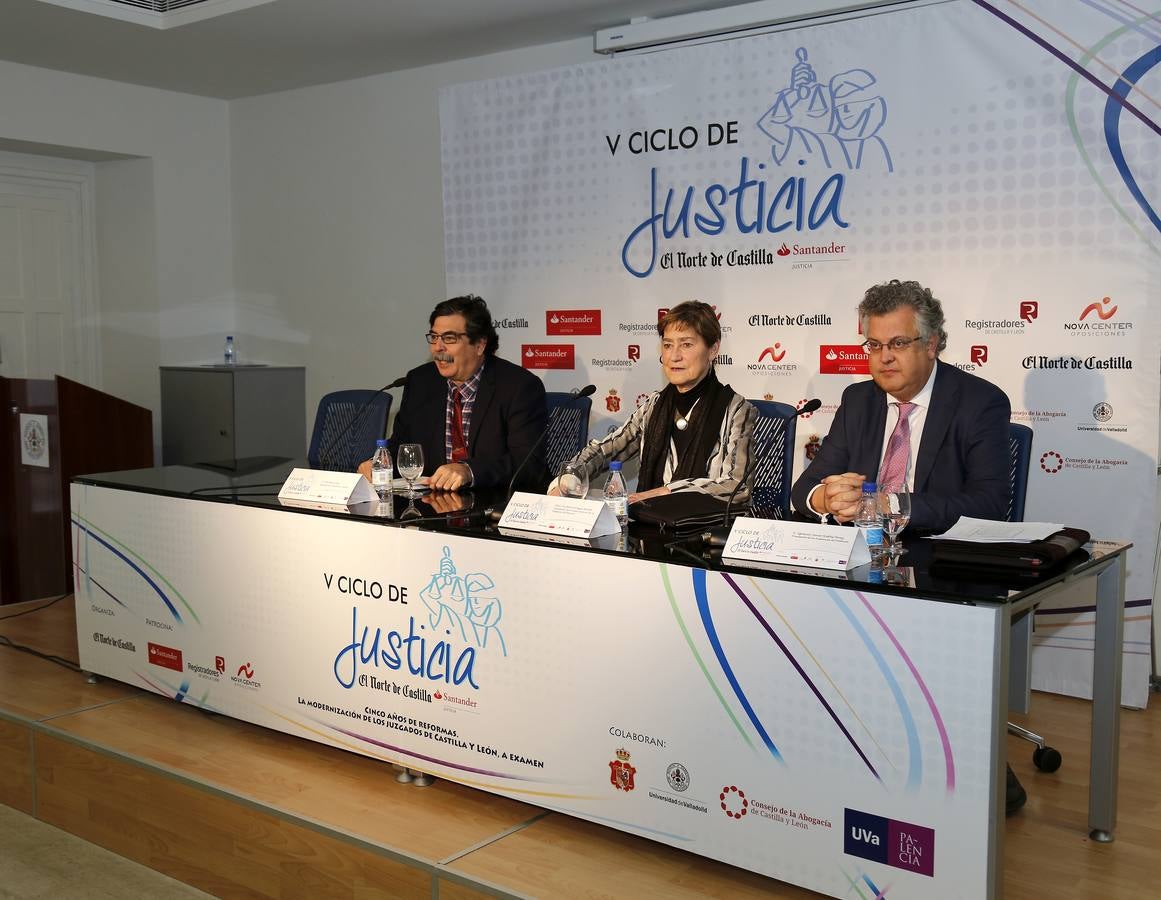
[879,484,911,560]
[557,461,589,500]
[396,443,425,499]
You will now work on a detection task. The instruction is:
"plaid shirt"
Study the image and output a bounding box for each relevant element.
[444,364,484,466]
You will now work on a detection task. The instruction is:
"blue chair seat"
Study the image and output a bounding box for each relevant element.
[544,391,592,479]
[1007,422,1033,522]
[308,389,393,472]
[748,399,799,520]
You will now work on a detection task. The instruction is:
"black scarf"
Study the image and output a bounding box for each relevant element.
[637,369,732,492]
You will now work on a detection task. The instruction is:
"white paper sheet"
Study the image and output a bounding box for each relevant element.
[931,517,1063,543]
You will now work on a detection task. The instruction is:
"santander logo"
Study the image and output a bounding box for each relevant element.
[776,243,791,257]
[522,344,575,370]
[546,309,601,335]
[819,345,870,375]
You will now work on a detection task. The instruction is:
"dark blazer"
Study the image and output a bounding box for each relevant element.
[389,355,548,490]
[791,361,1011,532]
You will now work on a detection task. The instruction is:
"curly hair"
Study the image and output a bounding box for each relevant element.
[858,280,947,353]
[430,294,499,356]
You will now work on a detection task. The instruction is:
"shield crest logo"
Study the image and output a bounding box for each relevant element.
[609,748,636,791]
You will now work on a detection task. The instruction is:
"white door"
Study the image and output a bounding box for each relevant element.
[0,165,96,383]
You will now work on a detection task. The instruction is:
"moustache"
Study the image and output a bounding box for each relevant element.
[433,352,455,363]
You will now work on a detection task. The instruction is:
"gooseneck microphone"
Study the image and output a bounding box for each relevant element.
[703,398,822,548]
[487,384,597,521]
[317,375,407,470]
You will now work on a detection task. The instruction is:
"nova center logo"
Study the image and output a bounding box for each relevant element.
[749,342,798,375]
[1067,296,1131,335]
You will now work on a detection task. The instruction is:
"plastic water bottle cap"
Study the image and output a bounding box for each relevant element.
[376,439,388,448]
[862,481,877,492]
[610,461,622,471]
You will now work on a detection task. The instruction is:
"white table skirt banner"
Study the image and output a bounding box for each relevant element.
[73,484,1003,898]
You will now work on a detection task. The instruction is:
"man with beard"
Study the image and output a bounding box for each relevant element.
[360,295,547,492]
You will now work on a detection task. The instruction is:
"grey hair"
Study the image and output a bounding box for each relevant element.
[858,279,948,353]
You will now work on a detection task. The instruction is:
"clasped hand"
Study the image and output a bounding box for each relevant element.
[815,473,866,523]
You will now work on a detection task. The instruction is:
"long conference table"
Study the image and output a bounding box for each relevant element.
[69,459,1128,900]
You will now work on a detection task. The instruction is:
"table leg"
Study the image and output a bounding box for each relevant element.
[988,606,1009,900]
[1008,610,1033,714]
[1088,554,1125,842]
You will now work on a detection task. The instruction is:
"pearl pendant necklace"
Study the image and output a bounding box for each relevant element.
[674,397,700,431]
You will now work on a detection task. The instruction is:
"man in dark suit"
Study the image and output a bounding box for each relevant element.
[792,280,1025,815]
[361,295,547,492]
[791,279,1010,533]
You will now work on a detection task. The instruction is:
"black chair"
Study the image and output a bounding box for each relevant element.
[307,389,393,472]
[544,391,592,479]
[747,399,799,519]
[1005,422,1062,772]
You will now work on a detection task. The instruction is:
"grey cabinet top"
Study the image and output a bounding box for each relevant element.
[160,365,306,372]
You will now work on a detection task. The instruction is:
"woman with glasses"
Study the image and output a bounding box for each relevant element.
[549,300,756,504]
[359,295,548,492]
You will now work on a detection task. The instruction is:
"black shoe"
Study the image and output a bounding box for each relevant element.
[1006,764,1027,816]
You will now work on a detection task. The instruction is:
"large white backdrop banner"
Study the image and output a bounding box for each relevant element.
[440,0,1159,707]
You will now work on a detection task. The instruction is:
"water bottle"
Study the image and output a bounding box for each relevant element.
[854,481,884,562]
[223,335,236,366]
[604,461,629,526]
[371,439,393,501]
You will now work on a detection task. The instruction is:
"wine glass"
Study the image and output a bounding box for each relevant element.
[557,461,589,500]
[879,483,911,560]
[396,443,424,499]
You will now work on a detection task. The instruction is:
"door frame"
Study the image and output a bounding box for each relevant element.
[0,152,100,387]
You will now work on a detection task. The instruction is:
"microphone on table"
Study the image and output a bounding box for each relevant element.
[317,375,407,470]
[486,383,597,522]
[703,398,822,549]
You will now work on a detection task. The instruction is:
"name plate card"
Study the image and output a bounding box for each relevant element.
[723,518,870,570]
[498,491,621,538]
[278,468,377,507]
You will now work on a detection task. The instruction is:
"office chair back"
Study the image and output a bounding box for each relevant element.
[308,389,393,472]
[1007,422,1033,522]
[544,391,592,478]
[748,399,799,519]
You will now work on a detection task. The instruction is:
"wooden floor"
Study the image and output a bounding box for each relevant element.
[1,595,1158,899]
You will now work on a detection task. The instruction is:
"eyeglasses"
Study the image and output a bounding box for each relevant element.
[861,336,926,354]
[425,331,471,345]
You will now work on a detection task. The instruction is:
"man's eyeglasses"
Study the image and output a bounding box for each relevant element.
[861,336,926,354]
[425,331,471,345]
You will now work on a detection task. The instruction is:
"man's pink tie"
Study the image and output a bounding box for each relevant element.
[878,401,916,488]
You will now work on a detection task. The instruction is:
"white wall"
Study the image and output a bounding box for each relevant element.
[229,37,593,429]
[0,59,232,450]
